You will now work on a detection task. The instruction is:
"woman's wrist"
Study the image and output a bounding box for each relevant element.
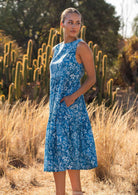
[71,92,78,102]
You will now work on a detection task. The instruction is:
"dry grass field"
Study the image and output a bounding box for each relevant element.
[0,89,137,195]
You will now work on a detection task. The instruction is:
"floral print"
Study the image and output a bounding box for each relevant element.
[44,39,98,172]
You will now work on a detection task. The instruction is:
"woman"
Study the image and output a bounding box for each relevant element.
[44,7,98,195]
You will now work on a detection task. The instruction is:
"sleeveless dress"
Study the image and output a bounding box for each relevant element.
[44,38,98,172]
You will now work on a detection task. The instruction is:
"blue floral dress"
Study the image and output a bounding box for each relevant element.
[44,38,98,172]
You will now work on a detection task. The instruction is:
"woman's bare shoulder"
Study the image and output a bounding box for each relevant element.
[77,40,90,51]
[77,40,92,54]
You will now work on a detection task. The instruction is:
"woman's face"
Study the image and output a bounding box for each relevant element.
[61,13,81,38]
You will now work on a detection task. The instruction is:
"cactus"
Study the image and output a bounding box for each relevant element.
[8,41,12,66]
[0,57,3,81]
[88,41,93,51]
[8,83,15,104]
[0,94,5,103]
[59,25,63,43]
[37,55,42,67]
[51,34,57,49]
[48,28,55,46]
[42,43,47,53]
[15,61,21,99]
[80,25,86,41]
[33,68,39,82]
[38,48,42,56]
[102,55,107,97]
[4,43,8,54]
[107,78,114,105]
[27,40,33,67]
[33,59,37,67]
[93,44,98,65]
[12,68,15,83]
[22,56,28,87]
[11,50,16,65]
[0,26,116,106]
[28,68,33,83]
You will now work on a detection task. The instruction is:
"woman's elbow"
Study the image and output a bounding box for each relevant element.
[89,76,96,86]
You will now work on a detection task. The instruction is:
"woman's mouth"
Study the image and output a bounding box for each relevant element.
[71,30,76,33]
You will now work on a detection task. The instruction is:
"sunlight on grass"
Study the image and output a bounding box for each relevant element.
[0,96,137,194]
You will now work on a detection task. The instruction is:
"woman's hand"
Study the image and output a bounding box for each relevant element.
[60,94,75,107]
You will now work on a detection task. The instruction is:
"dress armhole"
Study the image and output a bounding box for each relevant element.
[76,41,85,65]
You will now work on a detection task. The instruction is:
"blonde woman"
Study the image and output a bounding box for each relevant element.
[44,7,98,195]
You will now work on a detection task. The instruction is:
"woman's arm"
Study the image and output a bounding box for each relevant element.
[71,41,96,102]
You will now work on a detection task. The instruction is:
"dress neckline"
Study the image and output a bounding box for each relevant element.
[62,38,80,45]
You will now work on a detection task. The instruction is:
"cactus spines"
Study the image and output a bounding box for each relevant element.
[102,55,107,96]
[11,50,16,64]
[28,67,33,83]
[42,43,47,53]
[48,28,55,46]
[15,61,21,99]
[59,25,63,43]
[12,68,15,83]
[27,39,33,67]
[8,83,15,104]
[80,25,86,41]
[0,94,5,103]
[33,68,39,82]
[33,59,37,67]
[37,55,42,67]
[3,53,9,68]
[107,78,113,104]
[22,56,28,87]
[38,48,42,56]
[8,41,12,66]
[88,41,93,51]
[42,53,46,65]
[51,34,57,48]
[45,45,51,71]
[93,44,98,65]
[4,43,8,54]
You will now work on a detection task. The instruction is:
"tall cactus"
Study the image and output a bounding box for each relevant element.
[80,25,86,41]
[22,56,28,87]
[59,25,63,43]
[8,83,15,104]
[15,61,21,99]
[48,28,55,46]
[27,40,33,67]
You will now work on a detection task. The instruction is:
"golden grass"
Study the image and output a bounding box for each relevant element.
[0,95,137,194]
[0,97,49,168]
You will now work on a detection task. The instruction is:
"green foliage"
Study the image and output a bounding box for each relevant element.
[77,0,120,65]
[0,0,120,64]
[0,24,116,106]
[118,36,138,93]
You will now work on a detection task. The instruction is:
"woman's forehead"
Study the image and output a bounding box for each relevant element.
[65,13,81,21]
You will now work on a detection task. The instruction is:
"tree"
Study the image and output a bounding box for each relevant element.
[0,0,120,64]
[0,0,74,57]
[75,0,120,65]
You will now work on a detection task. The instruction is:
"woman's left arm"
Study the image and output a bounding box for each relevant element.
[71,41,96,102]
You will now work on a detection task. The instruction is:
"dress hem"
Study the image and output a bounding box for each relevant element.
[44,164,98,172]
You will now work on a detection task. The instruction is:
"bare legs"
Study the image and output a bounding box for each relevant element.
[68,170,82,192]
[53,170,66,195]
[53,170,83,195]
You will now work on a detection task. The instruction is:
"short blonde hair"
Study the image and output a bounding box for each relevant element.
[60,7,82,24]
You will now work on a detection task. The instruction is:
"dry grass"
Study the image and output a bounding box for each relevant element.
[0,95,137,194]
